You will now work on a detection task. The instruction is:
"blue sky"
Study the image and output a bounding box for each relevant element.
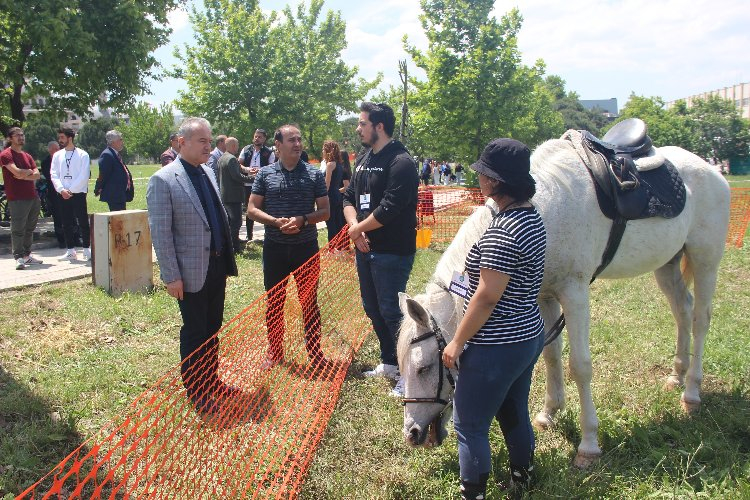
[143,0,750,113]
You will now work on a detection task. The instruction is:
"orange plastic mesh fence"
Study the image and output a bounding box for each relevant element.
[18,228,370,499]
[418,186,484,243]
[419,186,749,248]
[728,187,750,248]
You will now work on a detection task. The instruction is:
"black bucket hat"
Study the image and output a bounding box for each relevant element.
[470,138,534,188]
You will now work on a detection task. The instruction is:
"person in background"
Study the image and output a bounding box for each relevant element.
[218,137,253,253]
[95,130,133,212]
[441,139,546,500]
[50,127,91,261]
[239,129,275,244]
[339,150,352,194]
[147,117,238,417]
[40,140,66,247]
[160,133,180,167]
[0,127,43,270]
[206,134,227,180]
[321,140,345,248]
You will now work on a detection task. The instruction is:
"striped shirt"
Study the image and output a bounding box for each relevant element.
[463,207,546,345]
[252,160,327,244]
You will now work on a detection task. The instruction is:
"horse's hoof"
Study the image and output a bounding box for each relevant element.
[680,396,701,414]
[532,412,554,430]
[573,452,600,469]
[664,376,684,391]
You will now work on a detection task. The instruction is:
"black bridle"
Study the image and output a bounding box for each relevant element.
[401,313,457,408]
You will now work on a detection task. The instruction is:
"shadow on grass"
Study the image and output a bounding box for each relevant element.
[0,363,85,496]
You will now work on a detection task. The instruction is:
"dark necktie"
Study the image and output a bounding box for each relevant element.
[197,171,224,253]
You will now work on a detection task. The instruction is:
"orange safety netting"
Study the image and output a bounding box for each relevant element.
[18,229,370,499]
[728,187,750,248]
[418,186,483,243]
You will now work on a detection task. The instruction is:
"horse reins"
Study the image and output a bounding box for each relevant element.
[401,313,456,409]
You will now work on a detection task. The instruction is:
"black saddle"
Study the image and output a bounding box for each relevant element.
[580,119,686,221]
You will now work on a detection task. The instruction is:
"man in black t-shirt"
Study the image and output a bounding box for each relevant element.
[343,102,419,397]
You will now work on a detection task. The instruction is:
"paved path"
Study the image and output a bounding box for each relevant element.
[0,222,324,292]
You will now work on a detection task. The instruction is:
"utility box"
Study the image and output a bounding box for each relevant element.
[92,210,153,296]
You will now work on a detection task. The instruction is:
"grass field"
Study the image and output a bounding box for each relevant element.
[0,225,748,497]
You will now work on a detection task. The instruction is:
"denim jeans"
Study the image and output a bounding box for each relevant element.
[453,334,545,484]
[355,251,415,366]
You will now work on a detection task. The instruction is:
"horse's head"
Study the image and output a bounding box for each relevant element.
[397,289,459,448]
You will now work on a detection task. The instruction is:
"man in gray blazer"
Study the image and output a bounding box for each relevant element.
[146,117,238,417]
[218,136,253,253]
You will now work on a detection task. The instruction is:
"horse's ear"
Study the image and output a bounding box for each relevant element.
[399,292,431,329]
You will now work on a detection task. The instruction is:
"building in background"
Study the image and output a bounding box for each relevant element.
[667,82,750,120]
[580,98,619,118]
[22,96,129,130]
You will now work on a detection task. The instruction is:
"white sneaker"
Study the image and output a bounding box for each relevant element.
[82,248,92,261]
[389,377,405,398]
[24,254,43,265]
[61,249,77,261]
[363,363,400,381]
[15,258,26,270]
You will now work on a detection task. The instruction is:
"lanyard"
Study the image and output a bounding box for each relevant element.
[65,150,75,176]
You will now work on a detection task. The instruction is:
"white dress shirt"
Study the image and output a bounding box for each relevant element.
[51,147,91,194]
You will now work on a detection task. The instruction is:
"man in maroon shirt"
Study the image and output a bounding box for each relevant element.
[0,127,43,270]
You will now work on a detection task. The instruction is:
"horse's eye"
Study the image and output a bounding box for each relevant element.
[417,366,429,375]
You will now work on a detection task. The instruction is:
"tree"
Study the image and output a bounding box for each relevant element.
[686,95,750,162]
[614,94,694,151]
[22,114,60,161]
[545,75,608,135]
[121,102,176,163]
[0,0,181,135]
[405,1,563,163]
[173,0,378,156]
[77,117,120,159]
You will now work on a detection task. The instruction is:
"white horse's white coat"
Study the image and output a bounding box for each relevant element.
[397,139,730,466]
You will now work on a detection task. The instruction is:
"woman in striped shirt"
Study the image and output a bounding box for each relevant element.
[442,139,547,499]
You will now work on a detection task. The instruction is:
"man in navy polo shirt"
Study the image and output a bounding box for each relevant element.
[247,124,330,371]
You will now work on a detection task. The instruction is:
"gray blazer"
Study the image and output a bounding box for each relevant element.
[218,151,253,204]
[146,158,238,293]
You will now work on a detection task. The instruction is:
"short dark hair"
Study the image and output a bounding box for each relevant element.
[488,180,536,202]
[6,127,22,139]
[169,133,178,142]
[255,128,267,137]
[58,127,76,139]
[273,124,300,143]
[360,102,396,137]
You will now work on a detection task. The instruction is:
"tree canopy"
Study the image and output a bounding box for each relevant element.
[172,0,378,156]
[0,0,180,135]
[404,0,563,163]
[121,102,176,163]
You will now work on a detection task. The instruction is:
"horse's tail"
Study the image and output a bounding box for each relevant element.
[680,252,694,289]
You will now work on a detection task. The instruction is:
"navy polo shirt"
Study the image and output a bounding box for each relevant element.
[252,160,327,244]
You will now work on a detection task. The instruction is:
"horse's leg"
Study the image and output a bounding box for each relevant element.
[558,283,601,468]
[680,248,722,413]
[533,297,564,430]
[653,253,693,391]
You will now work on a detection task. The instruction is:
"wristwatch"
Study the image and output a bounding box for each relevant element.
[302,214,309,227]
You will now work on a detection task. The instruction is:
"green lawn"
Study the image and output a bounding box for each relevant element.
[0,232,748,498]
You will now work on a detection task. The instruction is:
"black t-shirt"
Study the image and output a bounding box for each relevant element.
[343,140,418,255]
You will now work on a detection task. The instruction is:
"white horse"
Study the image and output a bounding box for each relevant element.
[397,138,730,467]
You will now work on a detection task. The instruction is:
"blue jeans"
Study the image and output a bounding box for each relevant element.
[355,251,415,366]
[453,334,545,483]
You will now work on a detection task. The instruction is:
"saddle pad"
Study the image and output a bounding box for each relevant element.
[591,159,686,220]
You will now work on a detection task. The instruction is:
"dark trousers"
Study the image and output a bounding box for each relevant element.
[107,201,126,211]
[453,334,545,483]
[355,251,414,366]
[244,186,254,240]
[60,192,90,248]
[325,202,346,249]
[47,189,65,246]
[8,197,40,259]
[262,238,322,361]
[225,202,243,251]
[177,255,227,401]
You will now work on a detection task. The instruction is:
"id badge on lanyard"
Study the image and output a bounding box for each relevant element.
[448,271,471,299]
[359,193,371,211]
